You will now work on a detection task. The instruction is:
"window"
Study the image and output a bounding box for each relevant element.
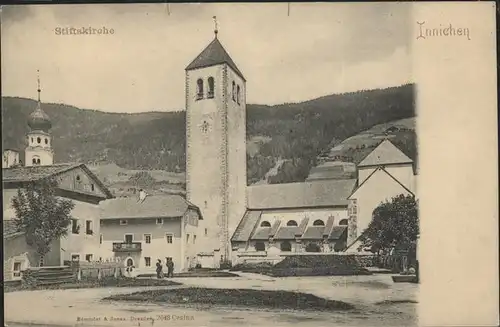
[207,77,215,98]
[339,219,348,226]
[124,234,133,243]
[31,137,33,143]
[237,85,241,105]
[45,138,48,144]
[32,158,37,164]
[232,81,236,101]
[71,254,80,262]
[37,158,40,164]
[13,262,22,278]
[144,257,151,267]
[280,241,292,252]
[91,184,95,191]
[204,228,208,236]
[313,219,325,226]
[144,234,152,244]
[286,220,298,227]
[186,234,190,244]
[76,175,81,181]
[39,256,45,267]
[196,79,204,100]
[99,234,103,244]
[37,137,41,144]
[85,220,93,235]
[85,254,93,262]
[72,219,80,234]
[120,219,128,225]
[254,241,266,252]
[166,233,173,244]
[156,218,163,225]
[193,235,196,244]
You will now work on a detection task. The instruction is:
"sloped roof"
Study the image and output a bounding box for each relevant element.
[100,194,201,220]
[302,226,325,239]
[358,139,413,167]
[274,226,299,240]
[2,163,113,198]
[329,226,347,240]
[250,227,271,240]
[323,216,335,236]
[2,163,80,182]
[231,210,262,242]
[186,37,245,81]
[247,179,357,210]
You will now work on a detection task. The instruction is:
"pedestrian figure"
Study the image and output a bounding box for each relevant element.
[156,259,163,279]
[166,257,174,278]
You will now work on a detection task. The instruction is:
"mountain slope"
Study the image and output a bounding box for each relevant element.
[2,83,415,184]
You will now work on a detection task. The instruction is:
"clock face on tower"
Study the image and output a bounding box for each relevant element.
[199,114,214,135]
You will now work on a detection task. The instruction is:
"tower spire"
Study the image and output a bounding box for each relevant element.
[37,69,41,102]
[213,16,218,38]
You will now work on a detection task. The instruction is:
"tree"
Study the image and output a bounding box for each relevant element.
[11,178,75,265]
[359,194,419,254]
[128,171,156,189]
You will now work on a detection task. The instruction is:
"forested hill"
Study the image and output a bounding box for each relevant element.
[2,83,415,184]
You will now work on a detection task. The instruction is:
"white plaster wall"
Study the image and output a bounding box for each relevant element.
[350,170,413,238]
[259,208,348,227]
[384,164,414,190]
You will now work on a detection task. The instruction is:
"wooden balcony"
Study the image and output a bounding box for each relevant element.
[112,242,142,252]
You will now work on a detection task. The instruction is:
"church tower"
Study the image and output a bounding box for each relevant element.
[185,20,247,263]
[25,71,54,167]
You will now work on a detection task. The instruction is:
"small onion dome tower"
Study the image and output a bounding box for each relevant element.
[25,70,54,167]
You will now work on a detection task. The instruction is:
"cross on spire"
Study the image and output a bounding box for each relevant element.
[37,69,41,102]
[213,16,218,38]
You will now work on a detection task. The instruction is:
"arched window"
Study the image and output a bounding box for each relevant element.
[37,158,41,164]
[313,219,325,226]
[339,219,348,226]
[280,241,292,252]
[76,175,81,181]
[196,79,204,100]
[232,81,236,101]
[45,138,48,145]
[207,77,215,98]
[260,221,271,227]
[287,220,298,227]
[237,85,241,105]
[254,241,266,252]
[31,137,33,143]
[32,156,40,165]
[32,158,37,164]
[37,137,41,144]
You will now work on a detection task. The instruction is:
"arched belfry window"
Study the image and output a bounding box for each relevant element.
[207,77,215,99]
[232,81,236,101]
[237,85,241,105]
[287,220,298,227]
[196,79,204,100]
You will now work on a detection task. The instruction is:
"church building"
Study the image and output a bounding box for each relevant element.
[2,75,113,280]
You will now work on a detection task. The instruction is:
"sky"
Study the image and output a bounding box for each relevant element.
[1,3,412,113]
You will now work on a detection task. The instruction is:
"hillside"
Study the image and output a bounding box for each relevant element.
[1,83,415,186]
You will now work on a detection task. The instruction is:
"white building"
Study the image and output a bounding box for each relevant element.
[98,194,203,273]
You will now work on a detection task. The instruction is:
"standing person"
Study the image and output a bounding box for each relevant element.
[156,259,163,279]
[167,257,174,278]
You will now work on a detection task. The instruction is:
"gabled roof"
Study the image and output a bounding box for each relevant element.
[358,139,413,167]
[186,37,246,81]
[2,163,113,198]
[100,194,202,220]
[348,166,414,200]
[247,179,357,210]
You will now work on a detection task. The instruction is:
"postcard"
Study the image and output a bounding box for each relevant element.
[1,2,498,327]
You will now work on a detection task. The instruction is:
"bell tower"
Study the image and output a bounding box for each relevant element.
[185,19,247,264]
[25,70,54,167]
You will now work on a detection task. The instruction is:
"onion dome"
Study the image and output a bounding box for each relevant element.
[28,102,52,132]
